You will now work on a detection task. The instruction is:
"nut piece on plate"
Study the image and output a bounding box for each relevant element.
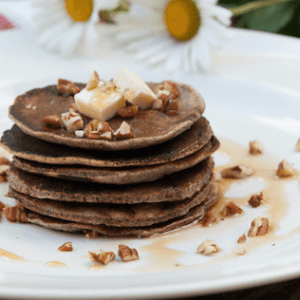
[0,156,11,183]
[118,103,139,118]
[221,165,254,179]
[42,115,61,128]
[3,204,28,223]
[61,112,84,132]
[276,160,295,177]
[249,141,263,155]
[85,231,99,239]
[58,242,73,252]
[237,234,246,243]
[199,211,217,227]
[57,79,80,95]
[114,121,134,140]
[248,192,263,208]
[118,245,139,262]
[69,103,78,112]
[84,120,114,140]
[165,99,179,116]
[222,202,243,216]
[248,216,269,237]
[197,240,221,256]
[89,251,116,265]
[86,71,100,90]
[164,81,179,99]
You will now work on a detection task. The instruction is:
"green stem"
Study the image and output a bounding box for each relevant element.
[230,0,293,16]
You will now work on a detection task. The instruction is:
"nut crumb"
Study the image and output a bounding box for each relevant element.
[114,121,134,140]
[3,204,28,223]
[58,242,73,252]
[152,99,163,110]
[248,192,263,208]
[118,245,139,262]
[165,99,178,116]
[69,103,78,112]
[86,71,100,90]
[197,240,221,256]
[276,159,295,177]
[237,234,246,243]
[85,231,99,239]
[248,216,269,237]
[163,81,179,99]
[221,165,254,179]
[25,103,32,109]
[42,115,61,128]
[249,141,263,155]
[118,103,138,118]
[61,112,84,132]
[222,202,243,217]
[199,212,217,227]
[75,130,84,138]
[89,251,115,265]
[57,79,80,95]
[213,172,222,182]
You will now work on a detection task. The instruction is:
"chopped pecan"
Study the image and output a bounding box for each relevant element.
[85,231,99,239]
[248,192,263,208]
[276,160,295,177]
[237,234,246,243]
[3,204,28,223]
[86,71,100,90]
[114,121,134,140]
[88,131,112,140]
[57,79,80,95]
[197,240,221,255]
[69,103,78,112]
[0,201,5,211]
[165,99,178,116]
[84,120,113,138]
[222,202,243,216]
[75,130,85,138]
[248,217,269,237]
[0,156,10,180]
[89,251,115,265]
[118,245,139,262]
[221,165,254,179]
[163,81,179,99]
[199,211,217,227]
[249,141,263,155]
[0,157,11,167]
[42,115,61,128]
[58,242,73,252]
[118,104,138,118]
[61,112,84,132]
[152,99,163,110]
[213,172,222,182]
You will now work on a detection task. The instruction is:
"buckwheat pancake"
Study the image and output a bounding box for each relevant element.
[11,136,219,185]
[7,157,214,204]
[1,117,213,168]
[9,82,205,151]
[9,181,213,227]
[21,187,218,238]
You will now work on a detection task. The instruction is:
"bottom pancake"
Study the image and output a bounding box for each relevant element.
[20,184,218,238]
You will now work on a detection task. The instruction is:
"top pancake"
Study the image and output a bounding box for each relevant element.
[9,82,205,151]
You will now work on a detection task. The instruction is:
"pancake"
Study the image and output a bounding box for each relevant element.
[7,157,214,204]
[12,183,218,237]
[11,136,220,185]
[9,82,205,151]
[9,182,213,227]
[0,117,213,167]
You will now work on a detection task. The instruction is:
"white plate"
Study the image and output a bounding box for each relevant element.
[1,12,300,298]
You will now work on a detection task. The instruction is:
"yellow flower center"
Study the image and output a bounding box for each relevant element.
[164,0,201,41]
[65,0,93,22]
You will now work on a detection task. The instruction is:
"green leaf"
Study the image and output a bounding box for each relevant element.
[236,2,296,32]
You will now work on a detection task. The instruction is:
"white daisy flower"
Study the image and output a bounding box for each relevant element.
[31,0,120,56]
[115,0,232,72]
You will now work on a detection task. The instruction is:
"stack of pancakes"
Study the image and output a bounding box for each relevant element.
[0,81,220,237]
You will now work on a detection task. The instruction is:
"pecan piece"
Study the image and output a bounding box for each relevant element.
[61,112,84,132]
[3,204,28,223]
[221,165,254,179]
[276,159,295,177]
[86,71,100,90]
[249,141,263,155]
[57,79,80,95]
[197,240,221,256]
[222,202,243,217]
[85,231,99,239]
[42,115,61,128]
[118,245,139,262]
[199,211,217,227]
[237,234,246,243]
[165,99,178,116]
[58,242,73,252]
[118,104,138,118]
[248,192,263,208]
[0,157,11,166]
[163,81,179,99]
[84,120,113,138]
[114,121,134,140]
[248,217,269,237]
[89,251,115,265]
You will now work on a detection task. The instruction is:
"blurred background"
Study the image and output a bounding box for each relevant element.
[219,0,300,38]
